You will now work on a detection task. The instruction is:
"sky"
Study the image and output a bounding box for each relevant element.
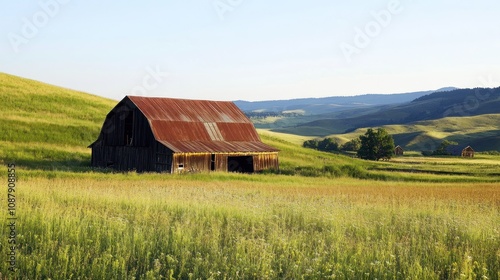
[1,1,500,101]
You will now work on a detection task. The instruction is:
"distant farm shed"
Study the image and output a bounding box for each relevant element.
[445,145,475,158]
[89,96,279,173]
[461,146,474,158]
[394,145,404,156]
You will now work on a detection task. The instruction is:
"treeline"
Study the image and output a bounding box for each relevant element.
[303,138,361,152]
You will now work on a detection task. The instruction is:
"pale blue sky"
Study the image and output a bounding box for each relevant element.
[1,1,499,101]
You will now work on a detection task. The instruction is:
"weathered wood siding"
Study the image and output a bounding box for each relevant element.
[214,154,226,171]
[167,152,279,173]
[172,153,211,173]
[253,152,279,171]
[214,153,279,173]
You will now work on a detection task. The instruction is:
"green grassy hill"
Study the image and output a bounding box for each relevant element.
[0,72,116,169]
[326,114,500,152]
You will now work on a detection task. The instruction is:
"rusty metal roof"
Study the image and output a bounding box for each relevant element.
[127,96,278,153]
[157,140,278,153]
[128,96,251,123]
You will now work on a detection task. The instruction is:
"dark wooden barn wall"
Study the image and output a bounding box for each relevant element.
[91,146,153,172]
[91,100,163,172]
[92,142,174,173]
[99,103,154,147]
[155,142,173,173]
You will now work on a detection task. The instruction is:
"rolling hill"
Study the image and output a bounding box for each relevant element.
[0,72,116,169]
[325,114,500,152]
[278,87,500,136]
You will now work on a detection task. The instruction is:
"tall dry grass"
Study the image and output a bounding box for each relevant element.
[0,175,498,279]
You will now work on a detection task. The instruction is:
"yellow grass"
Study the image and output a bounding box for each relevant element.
[1,173,498,279]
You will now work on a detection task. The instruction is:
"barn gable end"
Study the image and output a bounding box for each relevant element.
[90,96,279,173]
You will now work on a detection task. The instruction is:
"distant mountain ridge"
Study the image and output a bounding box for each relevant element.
[235,87,457,115]
[288,87,500,136]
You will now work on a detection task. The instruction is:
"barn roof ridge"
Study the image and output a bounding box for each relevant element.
[126,95,234,103]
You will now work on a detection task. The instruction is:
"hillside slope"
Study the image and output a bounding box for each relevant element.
[327,114,500,152]
[289,87,500,136]
[0,73,116,168]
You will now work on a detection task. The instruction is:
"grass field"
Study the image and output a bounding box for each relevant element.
[1,73,499,279]
[0,173,498,279]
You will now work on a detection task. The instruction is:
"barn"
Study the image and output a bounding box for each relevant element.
[394,145,404,156]
[445,145,475,158]
[89,96,279,173]
[460,146,475,158]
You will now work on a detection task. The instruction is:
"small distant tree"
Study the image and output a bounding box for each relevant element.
[357,128,395,161]
[341,138,361,151]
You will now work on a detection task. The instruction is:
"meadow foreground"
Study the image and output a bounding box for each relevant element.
[1,173,498,279]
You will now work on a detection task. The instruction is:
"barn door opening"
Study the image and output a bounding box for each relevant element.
[227,156,254,173]
[210,154,216,171]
